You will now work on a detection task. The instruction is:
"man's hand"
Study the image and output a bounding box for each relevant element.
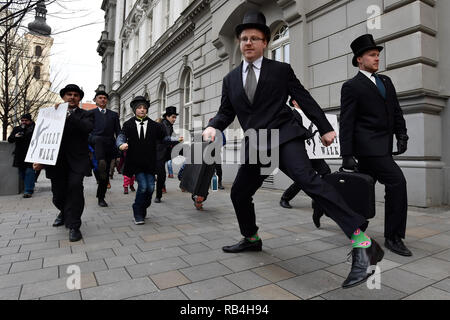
[119,143,129,151]
[33,163,44,171]
[342,156,357,171]
[321,131,336,147]
[202,127,216,142]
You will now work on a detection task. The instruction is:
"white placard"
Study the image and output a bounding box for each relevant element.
[297,109,341,159]
[25,103,68,165]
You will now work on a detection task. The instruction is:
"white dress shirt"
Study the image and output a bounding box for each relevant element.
[98,107,107,114]
[242,56,263,87]
[359,70,377,85]
[135,119,148,139]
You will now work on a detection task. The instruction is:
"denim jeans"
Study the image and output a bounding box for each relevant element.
[133,173,155,221]
[19,167,36,195]
[166,160,173,176]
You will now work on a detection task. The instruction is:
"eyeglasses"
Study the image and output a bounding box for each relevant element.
[239,37,265,44]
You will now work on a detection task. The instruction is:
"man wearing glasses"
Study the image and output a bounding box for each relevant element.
[203,11,384,288]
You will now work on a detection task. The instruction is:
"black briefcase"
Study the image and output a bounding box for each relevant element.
[323,169,376,219]
[180,142,216,199]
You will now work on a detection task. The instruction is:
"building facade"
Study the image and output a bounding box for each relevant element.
[98,0,450,207]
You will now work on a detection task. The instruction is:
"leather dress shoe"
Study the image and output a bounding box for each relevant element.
[98,199,108,207]
[69,228,83,242]
[385,236,412,257]
[342,239,384,289]
[218,183,225,190]
[154,198,161,203]
[222,238,262,253]
[280,199,292,209]
[53,213,64,227]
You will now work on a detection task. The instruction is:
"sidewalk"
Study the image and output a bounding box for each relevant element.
[0,174,449,300]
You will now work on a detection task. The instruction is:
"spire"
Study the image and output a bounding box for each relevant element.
[28,1,52,37]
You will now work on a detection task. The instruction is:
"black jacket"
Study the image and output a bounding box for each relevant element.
[45,107,94,179]
[340,72,407,157]
[89,108,121,141]
[7,123,35,168]
[156,119,174,162]
[208,58,333,153]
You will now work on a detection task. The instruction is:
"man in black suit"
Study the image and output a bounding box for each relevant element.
[203,11,384,288]
[33,84,94,242]
[340,34,412,257]
[88,91,121,207]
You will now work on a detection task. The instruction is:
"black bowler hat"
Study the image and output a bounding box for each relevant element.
[94,90,109,100]
[60,84,85,100]
[351,34,384,67]
[235,10,271,43]
[130,96,150,111]
[163,106,179,118]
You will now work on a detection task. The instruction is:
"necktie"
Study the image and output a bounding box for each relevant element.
[139,122,145,140]
[372,74,386,99]
[101,109,106,114]
[245,63,257,104]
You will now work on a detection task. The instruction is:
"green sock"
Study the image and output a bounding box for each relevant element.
[351,229,372,248]
[246,234,260,243]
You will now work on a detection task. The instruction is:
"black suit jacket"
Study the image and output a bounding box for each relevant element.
[89,108,121,140]
[340,72,407,157]
[156,119,175,162]
[46,107,94,179]
[208,58,333,149]
[7,123,35,168]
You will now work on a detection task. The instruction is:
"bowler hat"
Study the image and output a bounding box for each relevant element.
[94,90,109,100]
[351,34,384,67]
[130,96,150,111]
[60,84,84,100]
[163,106,179,118]
[235,10,271,43]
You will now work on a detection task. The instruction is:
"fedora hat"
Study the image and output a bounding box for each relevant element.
[130,96,150,111]
[60,84,84,100]
[235,10,271,43]
[163,106,178,118]
[351,34,384,67]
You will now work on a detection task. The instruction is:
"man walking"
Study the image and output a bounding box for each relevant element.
[340,34,412,257]
[88,91,121,207]
[203,11,384,288]
[33,84,94,242]
[8,113,36,198]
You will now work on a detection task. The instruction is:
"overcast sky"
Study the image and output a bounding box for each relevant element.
[25,0,105,102]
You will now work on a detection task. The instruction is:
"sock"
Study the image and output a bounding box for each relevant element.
[351,229,372,248]
[246,234,260,243]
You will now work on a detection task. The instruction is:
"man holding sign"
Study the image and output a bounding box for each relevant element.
[33,84,94,242]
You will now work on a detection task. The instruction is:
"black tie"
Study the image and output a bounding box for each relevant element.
[372,73,386,99]
[140,122,145,140]
[101,109,106,114]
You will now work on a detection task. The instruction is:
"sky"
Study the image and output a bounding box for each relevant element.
[24,0,105,102]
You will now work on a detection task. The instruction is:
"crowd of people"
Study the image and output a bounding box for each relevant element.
[7,10,412,289]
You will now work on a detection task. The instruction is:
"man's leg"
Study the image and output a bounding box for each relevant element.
[215,163,224,189]
[155,160,166,201]
[63,171,85,231]
[23,167,36,195]
[143,174,156,219]
[97,156,111,206]
[133,173,149,223]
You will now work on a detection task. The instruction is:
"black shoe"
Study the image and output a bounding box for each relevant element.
[52,213,64,227]
[154,198,161,203]
[23,193,32,198]
[218,183,225,190]
[280,199,292,209]
[69,228,83,242]
[342,239,384,289]
[98,199,108,207]
[222,238,263,253]
[385,236,412,257]
[312,208,324,229]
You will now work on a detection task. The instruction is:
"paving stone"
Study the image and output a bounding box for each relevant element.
[0,252,29,265]
[29,247,72,260]
[403,287,450,300]
[326,258,400,278]
[132,247,187,264]
[81,277,158,300]
[322,284,407,300]
[381,268,436,294]
[59,260,108,275]
[179,277,242,300]
[264,245,310,260]
[180,262,233,282]
[432,249,450,262]
[179,235,208,244]
[180,243,211,254]
[150,270,191,290]
[141,231,184,242]
[59,239,85,248]
[9,259,42,274]
[127,287,188,300]
[432,278,450,293]
[252,264,296,282]
[112,245,141,256]
[399,257,450,281]
[0,246,20,256]
[19,241,59,252]
[137,238,185,252]
[71,240,123,253]
[95,267,131,285]
[221,284,300,300]
[40,291,81,300]
[220,253,281,273]
[278,270,344,299]
[276,256,329,276]
[0,263,11,275]
[0,267,58,289]
[308,246,352,265]
[406,227,443,239]
[43,252,88,268]
[181,249,234,267]
[0,286,21,300]
[126,257,189,278]
[225,270,271,290]
[86,248,116,261]
[104,254,136,269]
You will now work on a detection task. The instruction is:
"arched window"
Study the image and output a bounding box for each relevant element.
[270,24,290,63]
[159,82,167,116]
[33,66,41,79]
[183,68,193,131]
[35,46,42,57]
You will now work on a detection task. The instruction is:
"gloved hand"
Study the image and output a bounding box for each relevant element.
[394,134,409,155]
[342,156,357,171]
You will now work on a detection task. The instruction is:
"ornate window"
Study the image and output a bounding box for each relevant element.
[270,24,290,63]
[159,82,167,116]
[183,68,193,131]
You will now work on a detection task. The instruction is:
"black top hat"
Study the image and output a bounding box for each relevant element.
[94,90,109,100]
[235,10,271,43]
[60,84,84,100]
[351,34,384,67]
[130,96,150,111]
[163,106,179,118]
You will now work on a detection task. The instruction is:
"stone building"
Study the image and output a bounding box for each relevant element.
[98,0,450,207]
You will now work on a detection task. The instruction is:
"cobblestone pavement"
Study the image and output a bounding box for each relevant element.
[1,174,450,300]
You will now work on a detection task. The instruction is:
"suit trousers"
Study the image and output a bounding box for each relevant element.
[357,156,408,239]
[230,138,366,239]
[50,170,85,229]
[155,160,166,199]
[96,159,111,200]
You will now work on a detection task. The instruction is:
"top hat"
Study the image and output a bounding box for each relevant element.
[130,96,150,111]
[60,84,84,100]
[163,106,179,118]
[351,34,384,67]
[94,90,109,100]
[235,10,271,42]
